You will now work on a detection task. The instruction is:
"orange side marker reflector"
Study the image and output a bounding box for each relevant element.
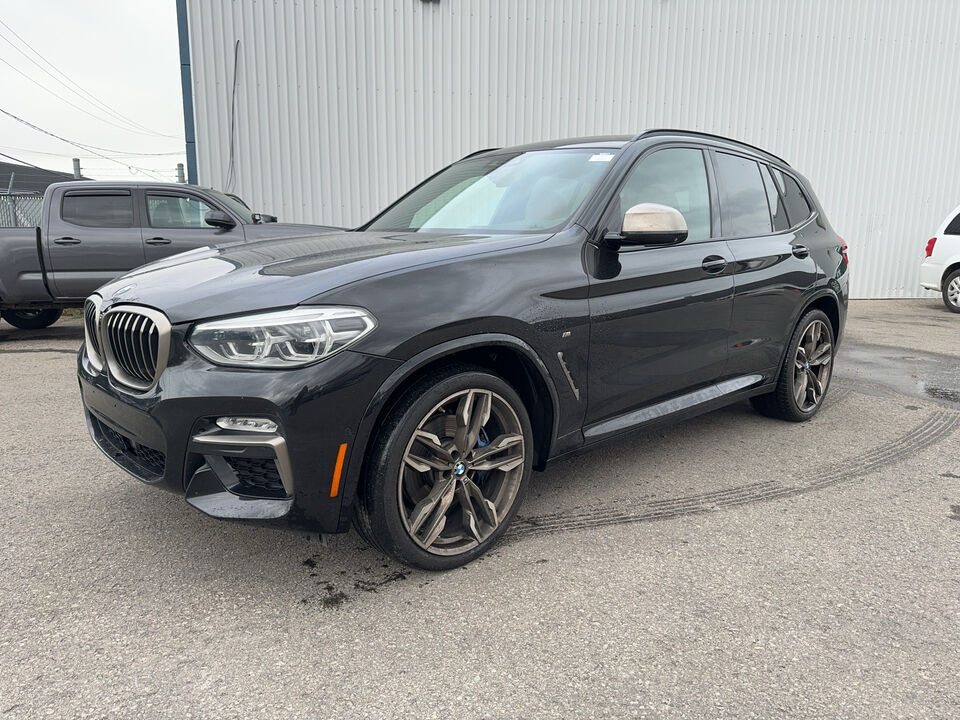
[330,443,348,497]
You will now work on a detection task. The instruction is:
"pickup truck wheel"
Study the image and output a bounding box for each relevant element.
[942,269,960,313]
[354,365,533,570]
[750,309,834,422]
[1,309,63,330]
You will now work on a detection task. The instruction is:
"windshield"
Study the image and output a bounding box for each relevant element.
[366,149,616,233]
[207,189,256,224]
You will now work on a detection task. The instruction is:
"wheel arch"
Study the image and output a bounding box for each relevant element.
[942,261,960,287]
[772,288,843,374]
[336,334,559,530]
[804,292,841,343]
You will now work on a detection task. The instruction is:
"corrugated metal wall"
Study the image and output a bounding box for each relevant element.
[185,0,960,298]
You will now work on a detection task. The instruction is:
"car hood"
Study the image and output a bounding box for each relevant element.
[95,230,549,324]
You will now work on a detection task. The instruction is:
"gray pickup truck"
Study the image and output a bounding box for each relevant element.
[0,181,336,329]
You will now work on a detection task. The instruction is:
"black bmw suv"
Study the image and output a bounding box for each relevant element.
[79,130,848,569]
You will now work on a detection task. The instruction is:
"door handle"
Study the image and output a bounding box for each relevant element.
[145,237,172,245]
[53,236,81,245]
[792,244,810,259]
[701,255,727,274]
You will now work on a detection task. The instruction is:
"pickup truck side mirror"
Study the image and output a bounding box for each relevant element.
[204,210,237,230]
[619,203,688,247]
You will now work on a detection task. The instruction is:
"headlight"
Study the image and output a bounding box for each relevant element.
[188,306,376,368]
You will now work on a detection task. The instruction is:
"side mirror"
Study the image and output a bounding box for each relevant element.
[620,203,688,246]
[252,213,278,224]
[204,210,237,230]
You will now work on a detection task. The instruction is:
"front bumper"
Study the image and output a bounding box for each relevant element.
[79,339,400,533]
[920,258,944,291]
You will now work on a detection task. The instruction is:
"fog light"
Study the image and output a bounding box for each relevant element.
[216,416,278,434]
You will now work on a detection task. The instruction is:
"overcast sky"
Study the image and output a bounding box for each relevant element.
[1,0,185,183]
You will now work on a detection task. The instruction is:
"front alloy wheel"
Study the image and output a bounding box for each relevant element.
[355,366,533,570]
[399,388,525,555]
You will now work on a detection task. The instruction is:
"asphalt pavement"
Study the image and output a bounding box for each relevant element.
[0,300,958,718]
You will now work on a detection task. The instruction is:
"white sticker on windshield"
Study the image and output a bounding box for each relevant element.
[589,153,615,162]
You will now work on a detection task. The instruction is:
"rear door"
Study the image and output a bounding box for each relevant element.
[585,145,735,431]
[46,187,144,299]
[715,152,820,378]
[140,189,243,262]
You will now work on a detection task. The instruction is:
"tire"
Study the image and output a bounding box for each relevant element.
[750,309,835,422]
[1,308,63,330]
[354,364,533,570]
[942,269,960,314]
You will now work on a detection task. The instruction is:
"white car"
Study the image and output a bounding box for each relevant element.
[920,204,960,313]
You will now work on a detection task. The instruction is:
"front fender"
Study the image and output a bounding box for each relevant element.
[334,333,560,531]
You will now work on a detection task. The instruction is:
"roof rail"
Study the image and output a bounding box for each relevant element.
[637,129,791,167]
[459,147,500,160]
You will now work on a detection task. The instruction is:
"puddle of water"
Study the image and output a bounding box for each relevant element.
[836,343,960,408]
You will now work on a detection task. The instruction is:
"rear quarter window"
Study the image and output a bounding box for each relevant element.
[945,213,960,236]
[780,174,813,227]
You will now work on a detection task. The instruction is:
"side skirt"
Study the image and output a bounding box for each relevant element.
[547,374,772,465]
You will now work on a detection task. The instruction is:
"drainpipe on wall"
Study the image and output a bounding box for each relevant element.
[176,0,198,185]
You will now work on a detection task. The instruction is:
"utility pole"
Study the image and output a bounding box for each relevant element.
[72,158,81,179]
[176,163,185,183]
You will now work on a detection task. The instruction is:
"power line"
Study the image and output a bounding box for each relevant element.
[0,106,165,180]
[0,56,175,137]
[0,144,185,159]
[0,150,48,170]
[0,18,178,139]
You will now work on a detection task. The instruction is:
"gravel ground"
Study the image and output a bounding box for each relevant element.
[0,299,958,719]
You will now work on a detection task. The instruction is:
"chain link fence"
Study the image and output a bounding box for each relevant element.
[0,194,43,228]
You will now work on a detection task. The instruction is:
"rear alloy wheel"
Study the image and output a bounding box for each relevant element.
[1,308,63,330]
[751,309,834,422]
[942,269,960,314]
[355,367,532,570]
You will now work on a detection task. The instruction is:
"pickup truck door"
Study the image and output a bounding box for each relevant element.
[140,189,244,262]
[46,188,145,299]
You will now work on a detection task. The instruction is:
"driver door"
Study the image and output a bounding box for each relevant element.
[585,146,734,432]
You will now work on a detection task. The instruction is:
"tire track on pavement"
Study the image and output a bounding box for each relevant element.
[508,410,960,540]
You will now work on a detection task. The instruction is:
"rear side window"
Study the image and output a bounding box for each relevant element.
[781,174,813,226]
[761,165,789,231]
[714,152,772,237]
[61,192,134,228]
[945,213,960,236]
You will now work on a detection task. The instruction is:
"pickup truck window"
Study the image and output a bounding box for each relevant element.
[147,194,215,229]
[61,192,134,228]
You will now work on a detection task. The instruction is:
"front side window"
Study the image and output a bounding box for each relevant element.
[714,152,772,238]
[615,147,711,242]
[61,192,134,228]
[367,149,614,233]
[147,194,216,229]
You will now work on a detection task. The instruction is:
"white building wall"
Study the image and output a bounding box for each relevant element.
[185,0,960,298]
